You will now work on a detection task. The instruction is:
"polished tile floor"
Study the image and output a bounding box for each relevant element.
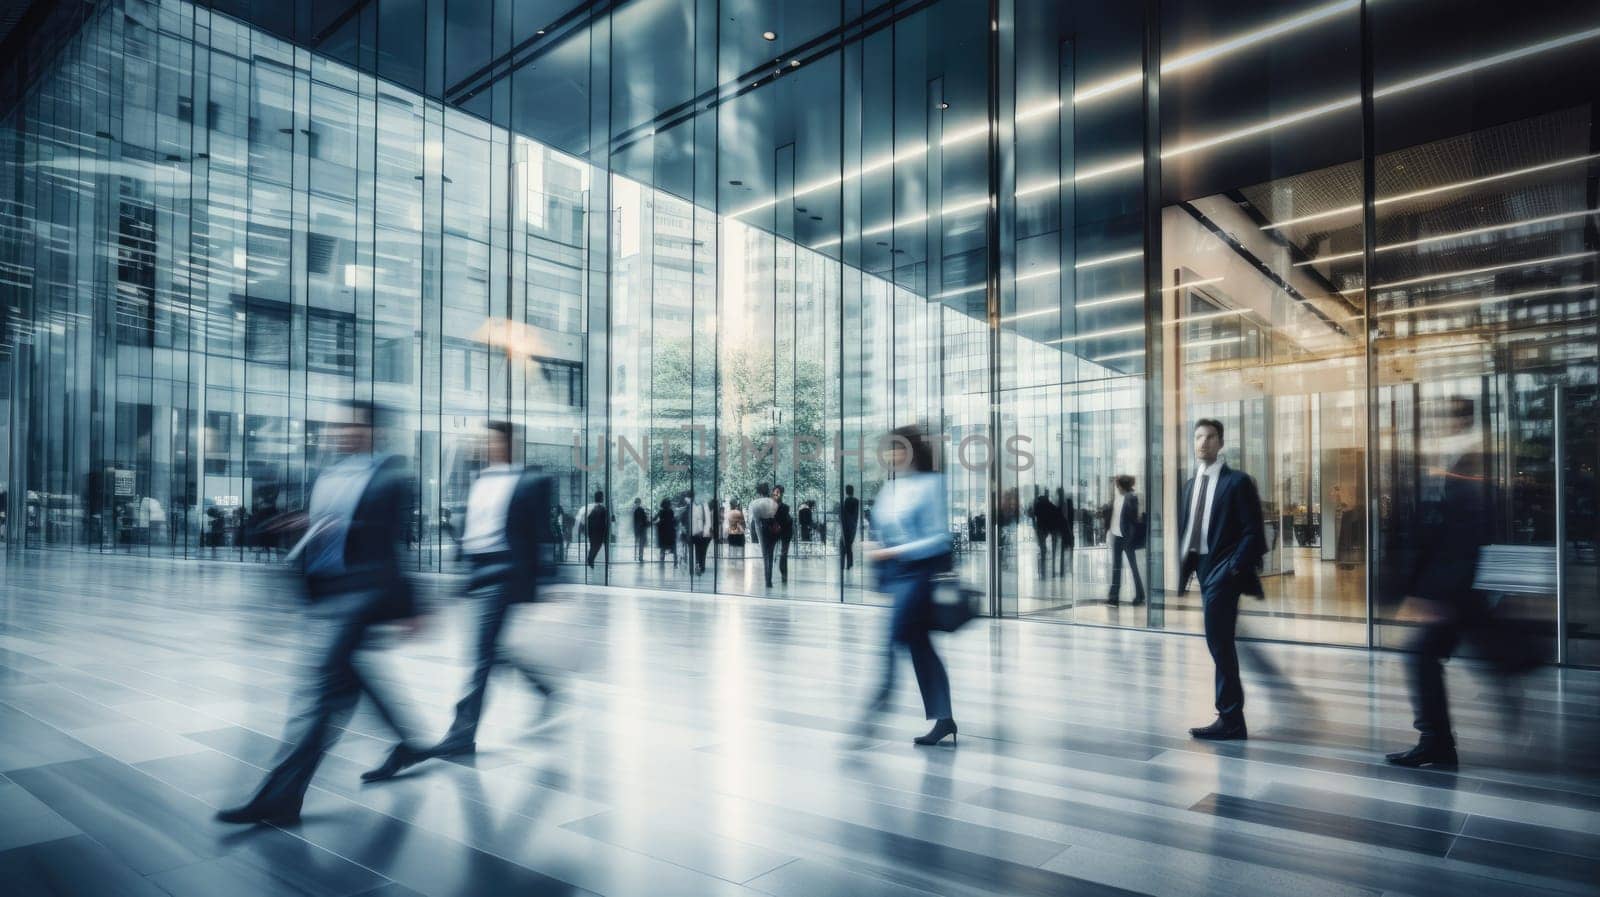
[1,551,1598,897]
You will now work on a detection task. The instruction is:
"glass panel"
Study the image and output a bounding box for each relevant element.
[1370,0,1599,662]
[1158,0,1366,644]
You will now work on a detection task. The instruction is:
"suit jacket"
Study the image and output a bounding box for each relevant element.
[1116,494,1143,549]
[493,471,557,602]
[1178,463,1266,598]
[841,496,860,534]
[304,454,416,621]
[1403,451,1492,605]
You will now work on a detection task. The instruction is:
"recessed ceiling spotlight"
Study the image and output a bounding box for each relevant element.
[728,179,744,186]
[790,59,800,67]
[809,215,822,221]
[762,30,777,41]
[795,206,807,213]
[875,241,889,246]
[937,102,949,110]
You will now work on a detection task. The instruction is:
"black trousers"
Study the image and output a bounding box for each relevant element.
[437,581,553,753]
[1108,535,1143,601]
[586,535,605,567]
[634,529,647,561]
[841,527,857,569]
[248,595,416,812]
[1406,594,1492,746]
[778,538,791,582]
[1034,527,1049,577]
[693,535,710,572]
[756,534,777,585]
[1199,570,1245,725]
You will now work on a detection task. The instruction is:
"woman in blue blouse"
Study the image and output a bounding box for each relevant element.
[860,424,957,746]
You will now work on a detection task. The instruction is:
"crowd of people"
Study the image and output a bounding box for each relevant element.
[211,402,1535,826]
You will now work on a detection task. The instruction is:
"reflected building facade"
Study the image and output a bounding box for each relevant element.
[1,0,1595,663]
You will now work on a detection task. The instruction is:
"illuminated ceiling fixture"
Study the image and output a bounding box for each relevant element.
[1075,249,1142,269]
[1295,208,1600,266]
[1047,323,1144,344]
[1375,283,1597,317]
[1266,153,1600,231]
[1091,348,1145,362]
[1017,266,1061,282]
[1370,250,1595,291]
[1166,24,1600,161]
[1070,0,1359,108]
[1076,290,1143,309]
[762,31,776,41]
[814,195,989,249]
[1001,307,1056,323]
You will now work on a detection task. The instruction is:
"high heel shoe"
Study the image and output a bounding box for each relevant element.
[913,718,958,746]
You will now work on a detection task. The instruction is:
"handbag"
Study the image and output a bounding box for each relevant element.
[928,570,981,632]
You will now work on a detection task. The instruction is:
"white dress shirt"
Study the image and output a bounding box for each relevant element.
[691,501,711,537]
[1181,457,1226,555]
[1109,494,1125,538]
[460,464,520,555]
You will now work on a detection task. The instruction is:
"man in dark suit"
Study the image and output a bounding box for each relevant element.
[1179,418,1266,741]
[1107,475,1144,606]
[218,400,423,824]
[365,421,563,780]
[840,485,860,570]
[1385,398,1494,768]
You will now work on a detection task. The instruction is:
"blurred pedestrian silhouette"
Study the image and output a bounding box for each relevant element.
[691,494,714,574]
[367,421,564,780]
[1053,487,1074,575]
[840,484,861,570]
[857,425,958,747]
[582,491,608,568]
[1179,418,1267,741]
[749,483,779,587]
[631,498,649,562]
[725,499,746,557]
[654,498,678,568]
[1384,397,1541,769]
[772,485,794,584]
[217,400,423,825]
[1107,475,1145,606]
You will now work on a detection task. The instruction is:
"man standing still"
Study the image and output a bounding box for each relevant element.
[631,498,649,562]
[217,400,423,824]
[368,421,562,778]
[840,484,861,570]
[1178,419,1266,741]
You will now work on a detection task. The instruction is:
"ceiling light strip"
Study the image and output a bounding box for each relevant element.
[1370,250,1594,290]
[1295,208,1600,266]
[1375,283,1597,317]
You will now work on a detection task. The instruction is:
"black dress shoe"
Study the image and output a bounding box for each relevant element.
[914,718,958,746]
[1106,597,1121,607]
[1131,597,1145,606]
[361,744,423,783]
[216,802,300,825]
[1189,719,1248,741]
[1385,742,1458,768]
[426,740,477,760]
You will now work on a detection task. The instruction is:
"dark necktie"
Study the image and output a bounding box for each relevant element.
[1185,473,1210,555]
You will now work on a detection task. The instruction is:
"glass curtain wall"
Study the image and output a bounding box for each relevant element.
[2,0,1597,662]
